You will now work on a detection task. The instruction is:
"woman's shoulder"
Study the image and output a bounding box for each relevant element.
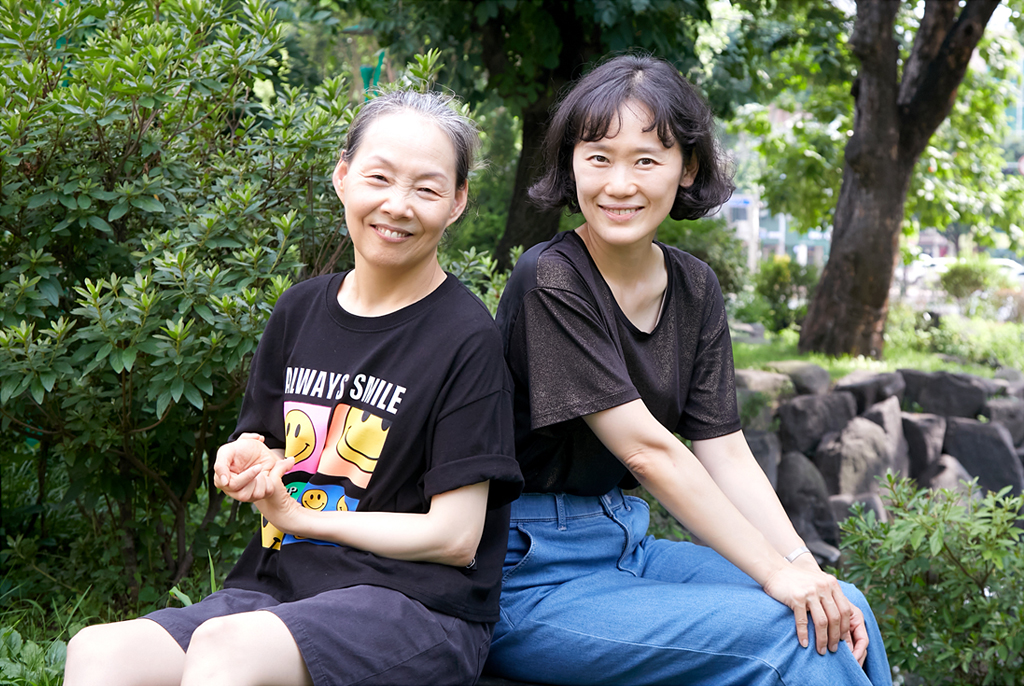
[274,272,340,309]
[659,243,722,294]
[512,231,593,293]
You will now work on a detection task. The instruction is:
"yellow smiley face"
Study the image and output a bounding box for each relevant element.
[284,408,316,463]
[301,488,328,511]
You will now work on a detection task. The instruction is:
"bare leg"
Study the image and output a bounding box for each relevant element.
[64,618,185,686]
[181,610,313,686]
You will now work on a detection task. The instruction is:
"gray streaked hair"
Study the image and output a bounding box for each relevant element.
[341,90,480,189]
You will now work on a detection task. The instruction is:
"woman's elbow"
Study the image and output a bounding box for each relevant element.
[619,444,674,483]
[436,532,480,568]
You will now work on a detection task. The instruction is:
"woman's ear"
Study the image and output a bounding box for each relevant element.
[680,154,699,189]
[332,155,348,201]
[446,183,469,227]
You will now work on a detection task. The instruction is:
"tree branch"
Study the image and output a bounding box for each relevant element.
[899,0,958,106]
[898,0,999,161]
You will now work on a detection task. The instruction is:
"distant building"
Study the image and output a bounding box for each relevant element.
[711,193,760,271]
[757,210,831,268]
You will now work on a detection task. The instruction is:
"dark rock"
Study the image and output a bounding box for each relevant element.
[778,392,857,456]
[943,417,1024,495]
[863,396,910,478]
[735,369,795,432]
[734,369,795,398]
[777,451,840,548]
[901,370,988,418]
[830,493,888,525]
[834,371,906,414]
[902,413,947,481]
[814,418,891,495]
[737,389,776,432]
[919,454,977,498]
[765,360,832,396]
[730,320,767,344]
[982,396,1024,447]
[995,367,1024,384]
[899,368,932,409]
[806,539,841,566]
[1008,380,1024,401]
[745,430,781,489]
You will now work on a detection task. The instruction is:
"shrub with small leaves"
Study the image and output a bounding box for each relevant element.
[840,475,1024,685]
[0,0,355,610]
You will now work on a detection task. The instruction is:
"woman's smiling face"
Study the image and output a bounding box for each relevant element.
[333,109,467,273]
[572,101,696,249]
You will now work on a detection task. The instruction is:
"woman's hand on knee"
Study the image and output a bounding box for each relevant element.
[762,566,853,657]
[844,605,869,667]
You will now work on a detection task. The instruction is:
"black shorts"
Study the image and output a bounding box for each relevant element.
[145,585,492,686]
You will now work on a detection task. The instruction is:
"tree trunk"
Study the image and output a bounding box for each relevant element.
[493,103,564,268]
[800,0,998,358]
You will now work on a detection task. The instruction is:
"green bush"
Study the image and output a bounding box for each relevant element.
[656,216,748,297]
[884,303,1024,370]
[734,255,818,332]
[840,475,1024,685]
[0,0,353,612]
[939,256,1014,318]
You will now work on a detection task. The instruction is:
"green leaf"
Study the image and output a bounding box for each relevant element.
[77,194,92,210]
[182,382,203,409]
[139,96,155,108]
[122,346,138,372]
[26,191,55,209]
[193,374,213,395]
[193,303,215,324]
[86,214,113,234]
[109,347,124,373]
[37,279,62,307]
[29,377,45,404]
[108,202,130,221]
[39,371,57,392]
[130,196,165,213]
[168,585,193,606]
[170,376,184,402]
[155,391,171,419]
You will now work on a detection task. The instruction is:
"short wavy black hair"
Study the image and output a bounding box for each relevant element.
[529,54,734,221]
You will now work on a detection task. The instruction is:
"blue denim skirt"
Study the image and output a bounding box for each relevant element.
[487,489,891,686]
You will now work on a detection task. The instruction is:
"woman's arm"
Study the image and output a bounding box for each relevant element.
[691,432,807,558]
[585,399,859,658]
[251,455,489,568]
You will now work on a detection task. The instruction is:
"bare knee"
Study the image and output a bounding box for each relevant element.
[64,620,184,686]
[66,624,119,682]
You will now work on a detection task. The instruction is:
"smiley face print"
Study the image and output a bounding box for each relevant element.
[320,405,391,489]
[284,408,317,464]
[301,488,329,511]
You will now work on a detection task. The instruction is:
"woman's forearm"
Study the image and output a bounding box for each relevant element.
[585,401,788,586]
[693,432,809,559]
[257,479,490,567]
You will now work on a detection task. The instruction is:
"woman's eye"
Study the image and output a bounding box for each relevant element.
[418,187,440,196]
[637,158,655,166]
[369,174,387,183]
[591,154,609,164]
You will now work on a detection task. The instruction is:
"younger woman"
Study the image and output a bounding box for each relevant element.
[487,55,891,686]
[65,89,523,686]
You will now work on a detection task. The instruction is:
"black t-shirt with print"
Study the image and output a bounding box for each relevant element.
[496,230,741,496]
[223,272,523,623]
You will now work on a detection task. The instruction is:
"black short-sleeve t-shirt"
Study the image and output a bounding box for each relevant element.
[496,231,741,496]
[224,272,523,623]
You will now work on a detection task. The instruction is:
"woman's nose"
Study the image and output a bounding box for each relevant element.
[605,164,636,196]
[380,186,413,218]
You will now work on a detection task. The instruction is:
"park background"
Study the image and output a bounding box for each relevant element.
[2,0,1024,684]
